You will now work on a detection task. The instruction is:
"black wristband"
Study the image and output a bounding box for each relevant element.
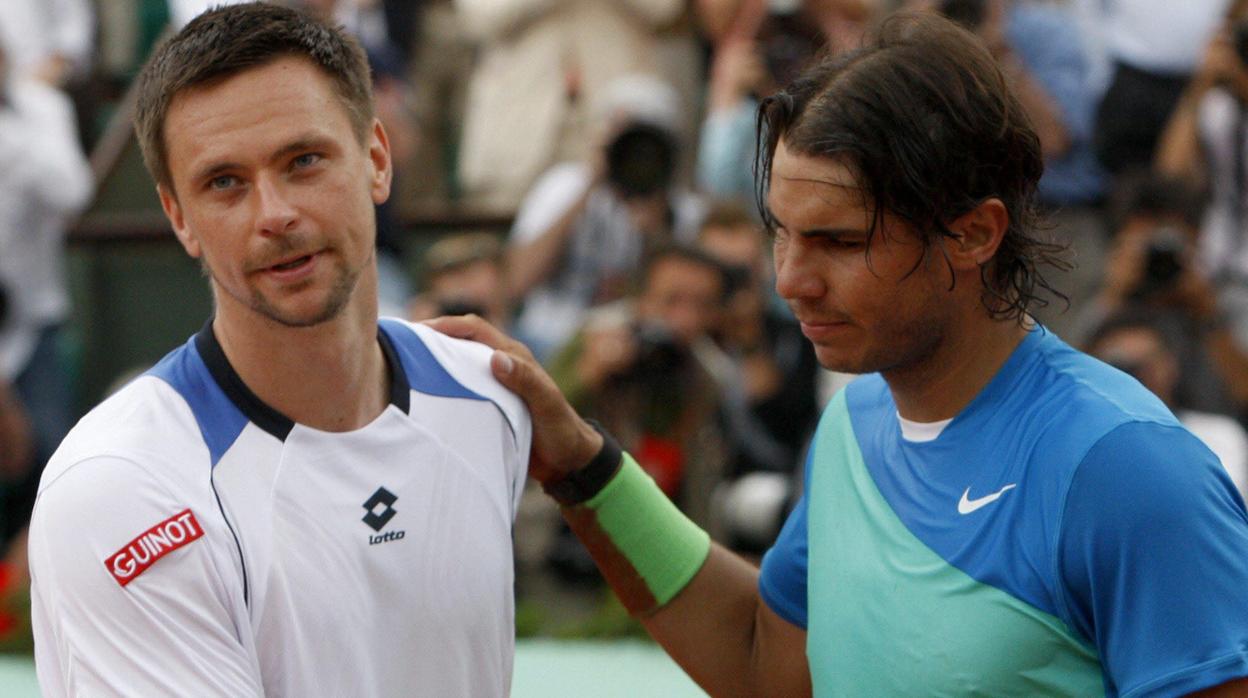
[541,420,624,506]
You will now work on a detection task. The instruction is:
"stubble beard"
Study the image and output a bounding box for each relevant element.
[250,260,359,328]
[817,309,947,378]
[203,252,364,329]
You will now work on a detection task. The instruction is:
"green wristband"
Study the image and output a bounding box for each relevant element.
[580,453,711,612]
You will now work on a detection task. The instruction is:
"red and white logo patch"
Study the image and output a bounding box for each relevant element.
[104,509,203,587]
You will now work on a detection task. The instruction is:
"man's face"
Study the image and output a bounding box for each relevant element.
[638,257,725,346]
[767,141,954,374]
[428,259,506,326]
[158,56,391,329]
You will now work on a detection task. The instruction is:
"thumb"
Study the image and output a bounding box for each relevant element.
[490,350,519,385]
[490,350,556,416]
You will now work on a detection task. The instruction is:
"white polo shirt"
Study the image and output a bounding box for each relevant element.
[29,318,530,697]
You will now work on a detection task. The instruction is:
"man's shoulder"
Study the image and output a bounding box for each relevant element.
[379,318,530,436]
[1019,332,1220,495]
[1028,330,1180,436]
[40,373,210,501]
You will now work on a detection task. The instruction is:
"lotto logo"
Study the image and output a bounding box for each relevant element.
[104,509,203,587]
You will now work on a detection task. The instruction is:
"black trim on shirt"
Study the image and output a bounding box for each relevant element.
[195,322,295,440]
[376,325,410,415]
[194,319,411,441]
[210,472,250,608]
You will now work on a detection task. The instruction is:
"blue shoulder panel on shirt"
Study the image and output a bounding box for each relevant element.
[146,336,248,467]
[1059,421,1248,697]
[378,318,487,401]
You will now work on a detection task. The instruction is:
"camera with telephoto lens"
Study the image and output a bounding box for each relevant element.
[434,298,487,319]
[605,123,676,199]
[610,320,690,393]
[1130,226,1186,299]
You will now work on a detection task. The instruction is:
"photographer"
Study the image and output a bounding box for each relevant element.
[506,75,706,361]
[0,37,91,546]
[1077,173,1248,420]
[547,245,730,526]
[407,232,512,329]
[1156,1,1248,346]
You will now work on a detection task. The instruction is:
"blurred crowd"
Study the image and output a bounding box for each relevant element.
[6,0,1248,616]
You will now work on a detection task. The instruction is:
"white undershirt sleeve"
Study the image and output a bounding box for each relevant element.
[29,456,263,697]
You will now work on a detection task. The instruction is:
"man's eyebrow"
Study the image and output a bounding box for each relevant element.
[268,135,334,165]
[191,161,242,186]
[797,227,868,239]
[776,174,859,190]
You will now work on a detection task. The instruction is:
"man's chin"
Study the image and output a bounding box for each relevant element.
[813,345,872,376]
[251,293,353,329]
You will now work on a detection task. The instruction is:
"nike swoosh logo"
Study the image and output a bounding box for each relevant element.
[957,484,1017,515]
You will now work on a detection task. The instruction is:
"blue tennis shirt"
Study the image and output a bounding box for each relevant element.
[760,328,1248,697]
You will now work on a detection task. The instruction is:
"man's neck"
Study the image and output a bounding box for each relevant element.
[212,295,389,433]
[884,313,1032,424]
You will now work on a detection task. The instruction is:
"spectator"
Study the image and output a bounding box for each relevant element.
[455,0,684,211]
[1087,308,1248,498]
[1156,1,1248,346]
[507,74,707,360]
[407,232,512,330]
[697,30,770,206]
[696,202,820,554]
[696,0,855,207]
[697,201,819,481]
[547,244,730,526]
[0,40,93,546]
[1074,174,1248,420]
[0,0,93,87]
[1079,0,1228,174]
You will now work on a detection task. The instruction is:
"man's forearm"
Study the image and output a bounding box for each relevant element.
[555,453,809,696]
[640,545,811,698]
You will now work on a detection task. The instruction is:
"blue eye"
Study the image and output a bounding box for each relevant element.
[209,175,238,191]
[293,153,321,168]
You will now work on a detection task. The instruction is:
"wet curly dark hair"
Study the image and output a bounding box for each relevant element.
[755,11,1069,322]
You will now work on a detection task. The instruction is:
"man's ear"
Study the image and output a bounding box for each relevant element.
[158,184,201,259]
[946,198,1008,270]
[367,118,393,206]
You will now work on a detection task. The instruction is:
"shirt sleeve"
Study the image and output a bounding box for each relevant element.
[29,457,263,697]
[758,449,813,629]
[695,100,757,201]
[1057,421,1248,697]
[508,162,592,246]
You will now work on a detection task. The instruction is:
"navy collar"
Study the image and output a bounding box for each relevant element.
[194,319,410,440]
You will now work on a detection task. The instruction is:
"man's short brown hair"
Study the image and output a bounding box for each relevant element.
[134,2,374,192]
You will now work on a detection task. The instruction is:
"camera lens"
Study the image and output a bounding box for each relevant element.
[1131,226,1186,299]
[606,124,676,198]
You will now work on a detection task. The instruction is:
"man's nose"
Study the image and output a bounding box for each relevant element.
[774,240,824,300]
[254,175,298,236]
